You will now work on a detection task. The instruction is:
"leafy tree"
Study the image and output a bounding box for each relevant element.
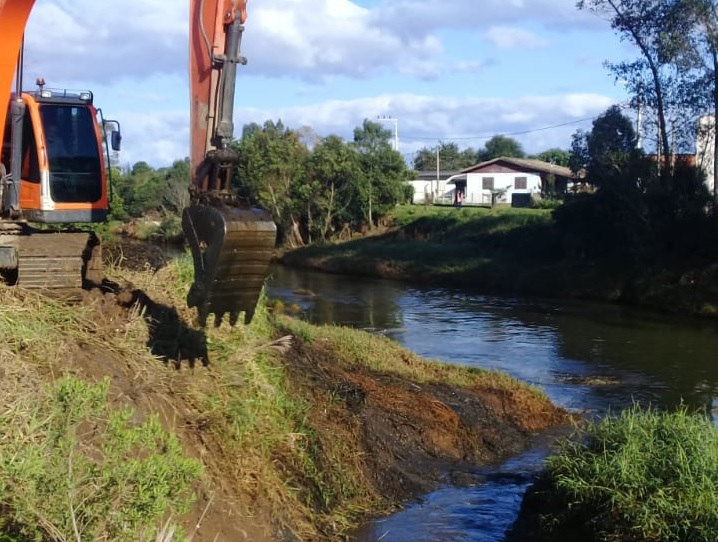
[304,135,361,241]
[413,142,477,171]
[476,135,525,162]
[234,120,309,246]
[161,158,190,215]
[576,0,718,180]
[569,106,654,195]
[532,148,571,167]
[665,0,718,203]
[351,119,408,228]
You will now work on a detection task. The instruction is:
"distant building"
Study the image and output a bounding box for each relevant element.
[445,157,575,207]
[697,115,716,194]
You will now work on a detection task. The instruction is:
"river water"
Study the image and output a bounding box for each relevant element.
[266,264,718,541]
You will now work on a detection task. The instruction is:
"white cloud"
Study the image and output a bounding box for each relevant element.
[112,92,616,167]
[235,92,615,155]
[17,0,624,169]
[23,0,606,86]
[370,0,606,39]
[24,0,185,85]
[113,110,189,169]
[485,26,550,50]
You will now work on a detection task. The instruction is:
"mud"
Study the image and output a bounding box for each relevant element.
[282,337,570,510]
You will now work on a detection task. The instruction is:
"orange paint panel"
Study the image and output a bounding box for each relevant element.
[18,177,40,209]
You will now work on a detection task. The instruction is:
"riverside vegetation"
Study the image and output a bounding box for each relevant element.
[0,250,568,541]
[276,198,718,541]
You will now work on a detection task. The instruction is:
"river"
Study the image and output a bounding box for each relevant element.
[266,264,718,541]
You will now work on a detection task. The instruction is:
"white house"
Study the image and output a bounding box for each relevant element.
[697,115,716,194]
[445,157,574,207]
[406,170,460,204]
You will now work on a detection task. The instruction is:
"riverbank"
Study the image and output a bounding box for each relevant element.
[277,205,718,318]
[0,251,571,541]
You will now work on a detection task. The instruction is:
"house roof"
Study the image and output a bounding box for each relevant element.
[460,156,575,179]
[411,170,462,182]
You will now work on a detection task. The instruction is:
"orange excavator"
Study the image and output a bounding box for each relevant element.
[0,0,276,326]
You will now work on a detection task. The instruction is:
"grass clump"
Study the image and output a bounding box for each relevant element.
[280,316,543,397]
[541,404,718,541]
[0,375,201,541]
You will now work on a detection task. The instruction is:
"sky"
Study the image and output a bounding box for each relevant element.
[21,0,639,169]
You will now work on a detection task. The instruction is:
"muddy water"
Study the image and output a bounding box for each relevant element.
[266,264,718,542]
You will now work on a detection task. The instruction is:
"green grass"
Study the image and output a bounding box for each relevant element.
[0,375,201,541]
[281,205,562,289]
[279,317,545,397]
[542,404,718,541]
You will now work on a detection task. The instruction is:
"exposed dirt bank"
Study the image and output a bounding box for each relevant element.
[73,238,572,540]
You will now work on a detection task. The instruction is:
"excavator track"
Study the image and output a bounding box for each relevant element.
[183,202,276,327]
[16,231,99,290]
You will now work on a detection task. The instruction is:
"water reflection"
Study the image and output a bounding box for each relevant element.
[267,266,404,331]
[268,265,718,415]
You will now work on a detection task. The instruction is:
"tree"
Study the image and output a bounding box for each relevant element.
[532,148,571,167]
[578,0,675,168]
[413,142,477,171]
[234,120,309,247]
[304,135,361,241]
[666,0,718,204]
[161,158,190,215]
[571,105,646,192]
[352,119,408,228]
[476,135,525,162]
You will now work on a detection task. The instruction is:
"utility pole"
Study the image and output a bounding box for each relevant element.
[377,115,398,152]
[435,145,440,200]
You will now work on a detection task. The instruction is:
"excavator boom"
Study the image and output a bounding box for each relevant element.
[0,0,35,137]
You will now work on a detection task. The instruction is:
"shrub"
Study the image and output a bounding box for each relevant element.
[542,404,718,541]
[0,376,202,541]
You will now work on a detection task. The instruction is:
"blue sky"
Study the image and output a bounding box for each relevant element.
[22,0,638,168]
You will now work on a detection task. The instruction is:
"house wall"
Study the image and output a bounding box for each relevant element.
[407,179,452,203]
[462,172,542,205]
[697,115,716,195]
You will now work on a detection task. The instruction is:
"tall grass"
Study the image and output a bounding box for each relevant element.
[543,404,718,542]
[120,257,380,538]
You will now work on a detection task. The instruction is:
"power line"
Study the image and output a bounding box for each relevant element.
[399,115,599,143]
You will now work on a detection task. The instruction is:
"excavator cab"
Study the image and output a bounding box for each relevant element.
[0,86,120,289]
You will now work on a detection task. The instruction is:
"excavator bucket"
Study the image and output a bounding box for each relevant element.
[182,201,276,327]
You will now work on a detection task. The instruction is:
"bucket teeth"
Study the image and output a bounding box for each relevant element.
[182,202,276,326]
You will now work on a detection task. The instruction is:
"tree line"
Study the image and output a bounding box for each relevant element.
[111,119,567,247]
[411,138,570,171]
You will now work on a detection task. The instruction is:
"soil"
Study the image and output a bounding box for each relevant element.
[44,239,571,541]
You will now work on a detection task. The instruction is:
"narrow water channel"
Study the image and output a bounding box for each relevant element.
[266,264,718,541]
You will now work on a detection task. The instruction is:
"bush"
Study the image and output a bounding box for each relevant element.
[541,405,718,542]
[0,376,202,541]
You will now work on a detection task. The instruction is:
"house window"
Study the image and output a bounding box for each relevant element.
[482,177,494,190]
[515,176,527,190]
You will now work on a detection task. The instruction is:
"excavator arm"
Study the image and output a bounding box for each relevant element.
[183,0,277,326]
